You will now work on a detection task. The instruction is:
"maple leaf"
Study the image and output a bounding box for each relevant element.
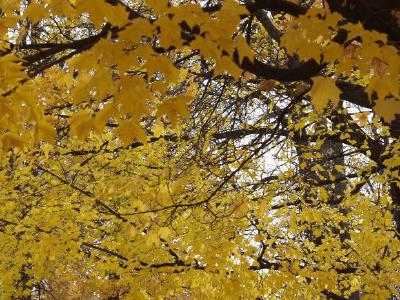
[236,35,254,63]
[116,119,147,145]
[157,95,191,127]
[374,98,400,123]
[24,3,48,24]
[309,76,341,113]
[36,121,56,143]
[69,110,94,139]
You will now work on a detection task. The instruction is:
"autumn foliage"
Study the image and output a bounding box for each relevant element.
[0,0,399,299]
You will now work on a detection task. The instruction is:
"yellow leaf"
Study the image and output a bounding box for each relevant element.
[146,56,180,82]
[374,98,400,123]
[334,165,345,173]
[117,76,152,118]
[151,122,164,137]
[367,75,399,101]
[236,35,254,63]
[0,170,7,182]
[313,228,322,237]
[216,0,247,30]
[146,0,168,14]
[158,227,172,240]
[36,121,56,143]
[24,3,48,24]
[145,231,160,247]
[157,95,191,127]
[69,110,93,139]
[214,56,242,78]
[1,133,25,150]
[309,76,341,113]
[119,19,154,44]
[156,16,185,48]
[319,187,328,202]
[116,119,147,145]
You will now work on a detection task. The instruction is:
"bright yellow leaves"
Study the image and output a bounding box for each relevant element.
[216,0,247,30]
[309,76,341,113]
[342,22,387,44]
[68,65,192,142]
[367,75,399,102]
[1,1,400,299]
[169,4,210,28]
[158,226,172,240]
[148,0,251,78]
[146,56,180,82]
[47,0,75,16]
[155,16,183,48]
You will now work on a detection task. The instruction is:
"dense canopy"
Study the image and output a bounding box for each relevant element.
[0,0,399,299]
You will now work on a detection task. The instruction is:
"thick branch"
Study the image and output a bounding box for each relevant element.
[237,55,323,82]
[253,9,283,42]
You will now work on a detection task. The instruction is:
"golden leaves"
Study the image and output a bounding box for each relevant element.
[158,227,172,240]
[215,0,247,29]
[342,22,388,44]
[0,57,26,91]
[146,56,180,82]
[156,17,182,48]
[280,9,342,62]
[309,76,341,113]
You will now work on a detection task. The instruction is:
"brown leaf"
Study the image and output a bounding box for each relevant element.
[259,80,277,92]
